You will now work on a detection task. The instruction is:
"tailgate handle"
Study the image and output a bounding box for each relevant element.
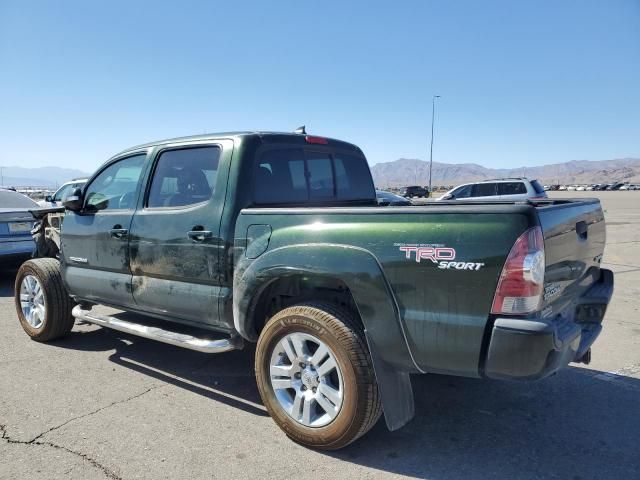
[576,221,588,240]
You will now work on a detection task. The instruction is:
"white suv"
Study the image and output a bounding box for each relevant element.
[437,178,548,201]
[38,178,87,207]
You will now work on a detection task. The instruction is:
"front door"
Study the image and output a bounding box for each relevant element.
[128,143,227,327]
[61,153,147,306]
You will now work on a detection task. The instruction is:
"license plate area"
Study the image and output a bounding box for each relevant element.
[8,222,32,234]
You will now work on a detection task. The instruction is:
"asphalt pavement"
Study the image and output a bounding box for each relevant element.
[1,191,639,479]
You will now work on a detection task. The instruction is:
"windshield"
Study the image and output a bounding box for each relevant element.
[0,190,38,208]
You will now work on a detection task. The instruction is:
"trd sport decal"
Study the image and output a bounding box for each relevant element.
[395,243,485,271]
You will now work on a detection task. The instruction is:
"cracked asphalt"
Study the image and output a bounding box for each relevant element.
[1,191,639,480]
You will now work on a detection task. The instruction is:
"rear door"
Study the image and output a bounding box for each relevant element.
[470,182,498,200]
[61,152,147,306]
[128,141,232,327]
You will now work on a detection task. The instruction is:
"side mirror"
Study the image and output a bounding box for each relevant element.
[63,187,84,212]
[442,194,454,200]
[44,195,53,202]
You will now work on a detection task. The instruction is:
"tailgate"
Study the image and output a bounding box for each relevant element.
[536,199,606,311]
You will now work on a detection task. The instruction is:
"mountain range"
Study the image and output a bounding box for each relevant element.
[2,157,640,190]
[371,157,640,188]
[0,166,91,188]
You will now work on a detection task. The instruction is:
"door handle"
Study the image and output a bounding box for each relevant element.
[109,227,129,239]
[187,230,212,242]
[576,221,588,240]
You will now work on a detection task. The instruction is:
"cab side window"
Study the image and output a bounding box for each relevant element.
[147,146,220,208]
[85,154,146,211]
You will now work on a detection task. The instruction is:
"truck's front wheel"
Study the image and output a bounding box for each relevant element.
[255,302,381,450]
[14,258,75,342]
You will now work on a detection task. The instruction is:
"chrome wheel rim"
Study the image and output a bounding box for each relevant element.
[20,275,46,330]
[269,332,344,428]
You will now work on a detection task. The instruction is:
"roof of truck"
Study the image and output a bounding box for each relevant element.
[119,131,361,156]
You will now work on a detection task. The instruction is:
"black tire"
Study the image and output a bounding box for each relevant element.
[14,258,75,342]
[255,302,382,450]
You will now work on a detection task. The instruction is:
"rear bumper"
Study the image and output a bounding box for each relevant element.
[0,239,34,258]
[483,268,613,380]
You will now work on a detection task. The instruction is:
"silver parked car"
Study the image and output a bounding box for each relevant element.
[0,188,38,262]
[38,178,87,207]
[437,178,548,201]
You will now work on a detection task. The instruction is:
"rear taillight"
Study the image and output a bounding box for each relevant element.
[491,226,545,315]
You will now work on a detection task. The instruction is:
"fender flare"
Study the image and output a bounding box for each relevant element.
[233,243,419,430]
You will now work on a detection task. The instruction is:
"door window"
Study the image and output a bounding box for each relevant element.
[147,146,220,208]
[471,183,498,197]
[84,154,146,211]
[498,182,527,195]
[451,184,472,198]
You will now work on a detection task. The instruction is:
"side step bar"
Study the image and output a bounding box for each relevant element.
[72,305,242,353]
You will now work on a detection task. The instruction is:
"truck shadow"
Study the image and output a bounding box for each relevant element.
[327,367,640,479]
[50,326,267,418]
[53,323,640,478]
[0,265,18,297]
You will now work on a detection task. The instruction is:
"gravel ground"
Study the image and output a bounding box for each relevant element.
[1,191,639,480]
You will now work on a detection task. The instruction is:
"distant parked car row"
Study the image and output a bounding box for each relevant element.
[544,182,638,191]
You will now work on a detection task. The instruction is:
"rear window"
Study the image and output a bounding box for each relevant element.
[253,148,374,205]
[0,190,38,208]
[530,180,545,194]
[498,182,527,195]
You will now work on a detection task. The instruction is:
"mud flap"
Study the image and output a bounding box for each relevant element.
[365,331,415,431]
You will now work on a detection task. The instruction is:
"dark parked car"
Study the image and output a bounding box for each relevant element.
[0,188,37,263]
[401,185,428,198]
[376,190,412,206]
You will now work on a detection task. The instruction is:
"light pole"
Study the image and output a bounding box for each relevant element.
[428,95,441,196]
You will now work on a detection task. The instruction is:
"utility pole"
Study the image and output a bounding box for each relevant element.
[428,95,441,196]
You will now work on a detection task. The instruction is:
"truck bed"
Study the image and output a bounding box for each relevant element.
[234,198,606,377]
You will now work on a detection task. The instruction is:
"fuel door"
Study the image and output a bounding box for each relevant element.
[246,224,272,259]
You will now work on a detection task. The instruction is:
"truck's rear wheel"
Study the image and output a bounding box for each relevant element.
[255,302,381,450]
[14,258,75,342]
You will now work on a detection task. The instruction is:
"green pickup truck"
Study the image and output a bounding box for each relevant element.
[14,131,613,449]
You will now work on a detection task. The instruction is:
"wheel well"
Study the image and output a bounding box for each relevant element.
[250,275,361,338]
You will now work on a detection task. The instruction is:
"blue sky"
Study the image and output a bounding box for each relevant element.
[1,0,638,171]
